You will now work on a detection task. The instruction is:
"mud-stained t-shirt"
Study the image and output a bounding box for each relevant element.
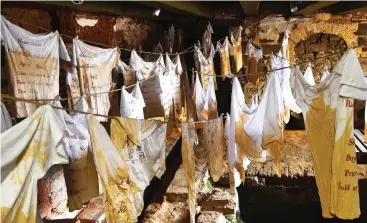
[1,16,70,118]
[291,49,367,220]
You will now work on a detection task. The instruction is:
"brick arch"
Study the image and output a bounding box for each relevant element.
[288,22,359,63]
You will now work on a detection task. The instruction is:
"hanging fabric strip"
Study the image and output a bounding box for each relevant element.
[203,117,224,182]
[231,26,243,73]
[181,122,197,223]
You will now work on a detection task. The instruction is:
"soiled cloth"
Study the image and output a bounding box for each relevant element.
[303,64,315,86]
[291,49,367,219]
[109,117,167,222]
[216,37,231,79]
[60,99,99,211]
[201,22,213,59]
[243,71,285,176]
[181,122,197,223]
[166,54,183,115]
[120,84,146,119]
[88,115,143,223]
[270,53,302,123]
[194,45,217,91]
[1,16,70,118]
[130,50,172,121]
[231,26,243,73]
[1,105,69,223]
[193,73,218,121]
[1,102,12,133]
[229,77,263,181]
[72,37,120,121]
[224,115,242,193]
[320,67,330,83]
[204,117,225,182]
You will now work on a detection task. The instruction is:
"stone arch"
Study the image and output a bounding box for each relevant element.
[288,22,359,63]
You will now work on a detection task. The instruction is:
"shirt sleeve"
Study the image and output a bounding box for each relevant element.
[58,34,71,62]
[337,49,367,101]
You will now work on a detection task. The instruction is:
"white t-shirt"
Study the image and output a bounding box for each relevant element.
[1,16,70,117]
[120,84,146,119]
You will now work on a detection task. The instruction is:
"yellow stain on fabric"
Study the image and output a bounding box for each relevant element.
[110,118,141,151]
[219,51,231,80]
[330,98,360,220]
[181,123,197,223]
[232,39,243,72]
[305,95,336,219]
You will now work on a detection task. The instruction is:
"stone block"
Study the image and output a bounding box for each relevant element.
[197,211,226,223]
[166,186,188,202]
[356,23,367,35]
[310,43,327,52]
[199,189,236,215]
[262,44,281,55]
[75,196,105,223]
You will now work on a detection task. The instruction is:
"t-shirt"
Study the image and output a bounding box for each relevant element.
[194,45,217,91]
[166,54,183,115]
[72,37,120,122]
[1,16,70,117]
[291,49,367,219]
[193,73,218,121]
[216,37,231,79]
[1,105,69,223]
[120,84,146,119]
[230,26,243,73]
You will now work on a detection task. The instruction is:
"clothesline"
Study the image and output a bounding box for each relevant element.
[3,15,193,56]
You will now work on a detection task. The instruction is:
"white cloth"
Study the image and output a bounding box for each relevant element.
[72,37,120,121]
[120,60,136,91]
[1,16,70,117]
[193,72,218,121]
[166,54,183,113]
[303,64,315,86]
[1,102,12,133]
[130,50,172,119]
[320,67,330,82]
[270,54,301,123]
[1,105,69,223]
[245,43,263,61]
[120,84,146,119]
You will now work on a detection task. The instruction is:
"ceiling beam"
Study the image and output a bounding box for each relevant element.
[239,1,260,16]
[323,1,367,14]
[153,1,215,18]
[25,1,189,22]
[295,1,339,15]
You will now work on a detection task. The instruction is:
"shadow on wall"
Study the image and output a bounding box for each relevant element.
[237,177,367,223]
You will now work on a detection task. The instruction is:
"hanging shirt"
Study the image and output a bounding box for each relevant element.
[87,115,143,223]
[270,53,302,123]
[216,37,231,79]
[203,117,225,182]
[181,122,197,223]
[291,49,367,220]
[1,16,70,118]
[194,45,217,91]
[1,105,69,223]
[1,102,12,133]
[72,37,120,121]
[166,54,183,115]
[231,26,243,73]
[59,98,99,211]
[303,64,315,86]
[130,50,172,121]
[120,84,146,119]
[193,73,218,121]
